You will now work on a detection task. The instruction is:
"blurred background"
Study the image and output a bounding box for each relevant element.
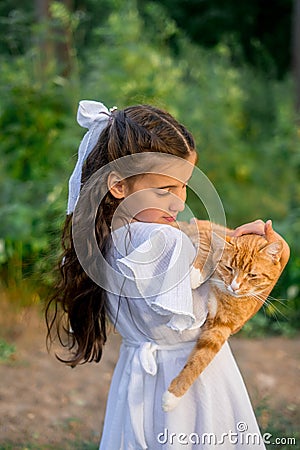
[0,1,299,449]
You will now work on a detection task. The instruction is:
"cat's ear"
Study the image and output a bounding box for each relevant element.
[259,240,283,263]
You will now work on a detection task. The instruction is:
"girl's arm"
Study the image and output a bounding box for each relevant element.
[189,218,267,237]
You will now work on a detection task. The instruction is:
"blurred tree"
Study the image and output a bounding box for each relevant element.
[0,0,77,77]
[0,0,293,78]
[0,0,298,331]
[0,0,33,55]
[34,0,76,77]
[51,0,74,76]
[34,0,53,77]
[292,0,300,113]
[139,0,293,78]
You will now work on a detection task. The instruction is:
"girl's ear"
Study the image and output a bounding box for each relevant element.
[107,172,127,199]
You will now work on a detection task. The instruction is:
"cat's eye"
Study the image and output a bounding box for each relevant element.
[224,265,233,272]
[248,273,257,278]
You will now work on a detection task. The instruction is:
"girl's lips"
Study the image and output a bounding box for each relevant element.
[164,216,176,222]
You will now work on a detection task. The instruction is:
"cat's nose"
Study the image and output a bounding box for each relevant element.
[230,279,240,291]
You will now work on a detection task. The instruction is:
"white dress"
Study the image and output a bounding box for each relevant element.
[99,222,266,450]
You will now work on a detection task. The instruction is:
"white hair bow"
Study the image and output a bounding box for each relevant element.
[67,100,114,214]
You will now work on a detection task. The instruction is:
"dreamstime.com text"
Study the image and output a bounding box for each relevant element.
[157,422,297,446]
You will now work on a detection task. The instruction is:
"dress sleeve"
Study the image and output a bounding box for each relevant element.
[115,223,200,332]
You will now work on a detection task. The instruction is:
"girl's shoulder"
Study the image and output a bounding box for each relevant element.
[133,221,184,238]
[112,222,195,256]
[110,222,200,332]
[113,221,188,240]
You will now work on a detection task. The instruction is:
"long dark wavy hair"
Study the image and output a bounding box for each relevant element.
[45,104,196,366]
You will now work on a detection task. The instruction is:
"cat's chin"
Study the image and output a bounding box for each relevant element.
[162,390,181,412]
[225,288,251,299]
[226,288,241,297]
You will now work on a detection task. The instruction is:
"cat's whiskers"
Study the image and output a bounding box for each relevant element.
[250,293,289,320]
[264,294,289,309]
[248,292,269,305]
[258,294,289,317]
[244,294,277,322]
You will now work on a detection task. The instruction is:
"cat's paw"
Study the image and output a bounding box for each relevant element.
[190,266,203,289]
[162,390,181,412]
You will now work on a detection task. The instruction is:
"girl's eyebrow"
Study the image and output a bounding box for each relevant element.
[155,184,178,189]
[155,182,187,189]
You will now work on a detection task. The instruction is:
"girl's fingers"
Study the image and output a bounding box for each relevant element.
[263,220,290,266]
[232,219,265,237]
[264,219,275,241]
[264,220,286,248]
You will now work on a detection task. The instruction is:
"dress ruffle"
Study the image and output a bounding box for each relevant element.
[112,222,207,331]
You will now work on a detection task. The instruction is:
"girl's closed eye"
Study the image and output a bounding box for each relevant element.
[155,188,171,196]
[154,183,187,197]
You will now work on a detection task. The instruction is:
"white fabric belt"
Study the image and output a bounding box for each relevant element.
[123,339,195,375]
[121,339,195,449]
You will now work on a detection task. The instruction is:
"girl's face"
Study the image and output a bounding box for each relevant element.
[110,152,197,226]
[124,173,188,224]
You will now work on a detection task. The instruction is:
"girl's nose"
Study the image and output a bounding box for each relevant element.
[169,194,185,212]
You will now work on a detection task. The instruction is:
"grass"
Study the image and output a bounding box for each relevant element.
[0,415,298,449]
[256,401,299,449]
[0,292,298,449]
[0,410,298,450]
[0,443,98,450]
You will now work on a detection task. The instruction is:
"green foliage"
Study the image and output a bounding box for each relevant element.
[0,2,34,55]
[140,0,293,78]
[0,339,16,362]
[81,0,183,107]
[0,54,79,289]
[0,0,299,332]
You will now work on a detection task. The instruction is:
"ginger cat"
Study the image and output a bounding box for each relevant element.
[162,221,283,412]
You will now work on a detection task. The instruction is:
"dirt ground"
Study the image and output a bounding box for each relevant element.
[0,303,299,448]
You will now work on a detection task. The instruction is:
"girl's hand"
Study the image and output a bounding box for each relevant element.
[231,219,265,237]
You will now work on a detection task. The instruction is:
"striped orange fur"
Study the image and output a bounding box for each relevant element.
[162,222,283,411]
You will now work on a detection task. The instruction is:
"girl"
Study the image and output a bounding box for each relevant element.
[46,100,289,450]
